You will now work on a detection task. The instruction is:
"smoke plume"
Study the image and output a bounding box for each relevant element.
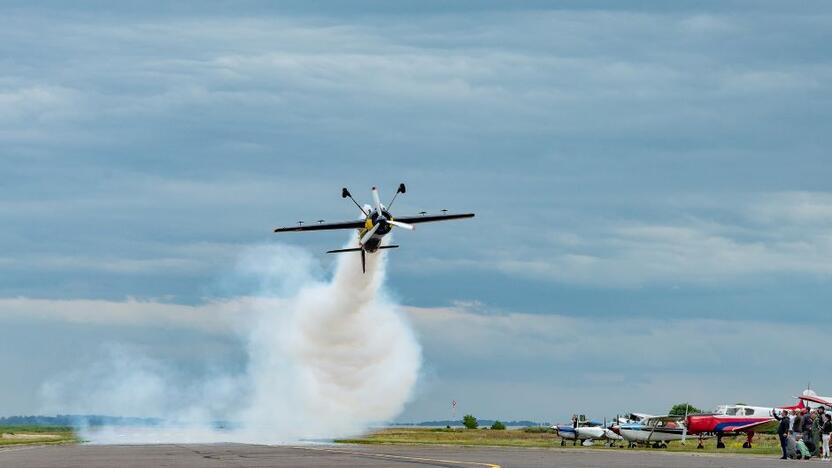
[41,239,422,443]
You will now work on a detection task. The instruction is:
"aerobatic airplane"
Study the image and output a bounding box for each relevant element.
[273,184,475,272]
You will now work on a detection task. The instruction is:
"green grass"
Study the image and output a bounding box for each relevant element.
[335,427,783,456]
[0,425,78,446]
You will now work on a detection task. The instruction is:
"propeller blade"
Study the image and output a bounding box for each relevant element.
[388,220,415,230]
[360,222,380,245]
[371,186,382,213]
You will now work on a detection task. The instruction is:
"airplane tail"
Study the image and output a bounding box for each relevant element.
[326,246,399,273]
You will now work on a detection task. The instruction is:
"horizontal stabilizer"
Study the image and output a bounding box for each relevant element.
[326,245,399,254]
[326,247,363,254]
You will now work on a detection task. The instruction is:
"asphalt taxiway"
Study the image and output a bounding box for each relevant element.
[0,443,794,467]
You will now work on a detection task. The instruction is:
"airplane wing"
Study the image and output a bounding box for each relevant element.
[274,220,365,233]
[799,394,832,407]
[393,213,475,224]
[724,419,779,434]
[646,415,687,424]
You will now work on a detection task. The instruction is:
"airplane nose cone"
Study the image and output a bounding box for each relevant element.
[610,425,621,435]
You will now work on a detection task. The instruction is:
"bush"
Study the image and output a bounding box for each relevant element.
[669,403,704,416]
[462,414,478,429]
[491,420,506,430]
[523,426,554,434]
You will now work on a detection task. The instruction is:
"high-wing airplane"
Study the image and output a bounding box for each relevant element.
[612,413,692,448]
[796,389,832,409]
[273,184,475,272]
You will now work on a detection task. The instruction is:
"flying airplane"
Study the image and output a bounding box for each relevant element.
[273,184,475,272]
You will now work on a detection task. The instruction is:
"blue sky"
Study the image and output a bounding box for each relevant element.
[1,1,831,422]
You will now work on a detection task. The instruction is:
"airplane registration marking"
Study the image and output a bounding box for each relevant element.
[294,445,502,467]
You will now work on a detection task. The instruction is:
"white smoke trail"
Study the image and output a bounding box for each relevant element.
[241,240,421,440]
[41,239,422,443]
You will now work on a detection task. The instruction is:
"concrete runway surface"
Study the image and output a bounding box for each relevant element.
[0,443,795,467]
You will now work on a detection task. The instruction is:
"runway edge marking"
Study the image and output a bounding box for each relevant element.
[293,445,501,467]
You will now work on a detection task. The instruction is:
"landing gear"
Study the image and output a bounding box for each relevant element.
[716,432,725,449]
[742,432,754,449]
[560,439,565,446]
[697,434,705,449]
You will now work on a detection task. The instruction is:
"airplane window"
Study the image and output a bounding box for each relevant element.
[726,408,739,415]
[744,408,755,416]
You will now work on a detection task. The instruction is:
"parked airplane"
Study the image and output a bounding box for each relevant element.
[613,414,690,448]
[273,184,475,272]
[552,418,622,446]
[661,400,804,449]
[796,389,832,409]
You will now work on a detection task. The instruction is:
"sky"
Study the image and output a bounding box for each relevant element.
[1,0,831,423]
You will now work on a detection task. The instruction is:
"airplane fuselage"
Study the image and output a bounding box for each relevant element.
[358,209,394,253]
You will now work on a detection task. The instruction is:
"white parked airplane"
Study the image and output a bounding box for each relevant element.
[552,418,622,446]
[613,414,690,448]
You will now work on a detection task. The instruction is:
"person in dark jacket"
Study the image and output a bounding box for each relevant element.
[774,409,791,459]
[793,409,805,441]
[802,410,817,456]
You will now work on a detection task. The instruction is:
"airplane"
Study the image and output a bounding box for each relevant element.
[272,184,475,272]
[612,413,691,448]
[796,389,832,409]
[657,400,805,449]
[551,417,622,446]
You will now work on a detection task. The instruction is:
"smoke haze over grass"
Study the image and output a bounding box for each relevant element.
[40,241,421,443]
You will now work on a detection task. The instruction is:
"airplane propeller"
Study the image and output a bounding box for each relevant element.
[388,219,415,230]
[367,185,415,231]
[360,221,381,245]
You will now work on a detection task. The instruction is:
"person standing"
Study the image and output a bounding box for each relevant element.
[794,409,805,442]
[815,407,827,457]
[571,414,579,446]
[822,413,832,461]
[774,409,791,460]
[803,410,817,456]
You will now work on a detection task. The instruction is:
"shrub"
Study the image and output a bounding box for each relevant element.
[669,403,704,416]
[462,414,478,429]
[491,420,506,430]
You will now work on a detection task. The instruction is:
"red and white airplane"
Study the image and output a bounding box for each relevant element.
[797,389,832,409]
[665,400,805,449]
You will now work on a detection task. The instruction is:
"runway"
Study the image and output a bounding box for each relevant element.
[0,443,796,467]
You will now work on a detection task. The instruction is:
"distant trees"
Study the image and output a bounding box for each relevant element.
[490,420,506,430]
[462,414,478,429]
[669,403,704,416]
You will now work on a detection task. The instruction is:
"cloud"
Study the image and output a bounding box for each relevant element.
[0,296,252,334]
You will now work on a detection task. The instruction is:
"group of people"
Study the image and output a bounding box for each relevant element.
[775,406,832,460]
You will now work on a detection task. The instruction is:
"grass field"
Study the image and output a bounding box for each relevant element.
[336,427,784,456]
[0,426,78,446]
